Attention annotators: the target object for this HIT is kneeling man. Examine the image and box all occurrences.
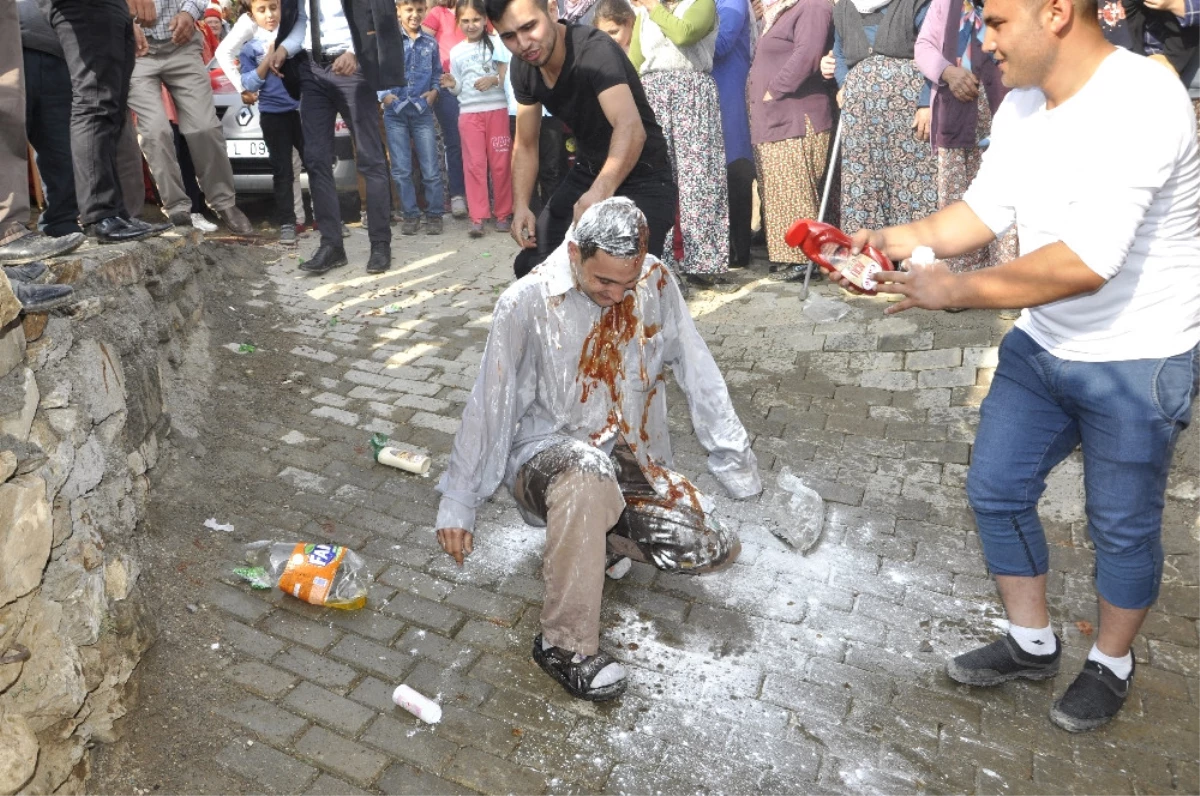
[435,197,761,700]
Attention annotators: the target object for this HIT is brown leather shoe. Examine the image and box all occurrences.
[217,206,254,236]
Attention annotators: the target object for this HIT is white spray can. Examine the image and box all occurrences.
[369,434,431,475]
[392,684,442,723]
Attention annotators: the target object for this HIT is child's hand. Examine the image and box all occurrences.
[241,90,258,105]
[423,89,439,105]
[440,73,456,88]
[473,74,500,91]
[1144,0,1186,15]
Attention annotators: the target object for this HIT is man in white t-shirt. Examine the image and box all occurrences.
[842,0,1200,732]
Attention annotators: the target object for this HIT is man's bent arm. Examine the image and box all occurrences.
[657,264,762,498]
[589,84,648,199]
[511,102,543,213]
[946,242,1105,309]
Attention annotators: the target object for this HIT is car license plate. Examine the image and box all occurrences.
[227,139,269,158]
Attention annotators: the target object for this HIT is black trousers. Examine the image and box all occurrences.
[507,115,571,217]
[44,0,135,224]
[299,57,391,248]
[727,157,755,267]
[260,110,304,227]
[23,48,81,236]
[536,167,678,260]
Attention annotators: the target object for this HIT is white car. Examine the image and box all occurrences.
[209,59,362,220]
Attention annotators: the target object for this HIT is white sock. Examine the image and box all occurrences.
[1088,644,1133,679]
[1008,622,1056,655]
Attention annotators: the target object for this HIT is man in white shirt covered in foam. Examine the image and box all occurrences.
[838,0,1200,733]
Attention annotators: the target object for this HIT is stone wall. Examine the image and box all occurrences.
[0,234,216,795]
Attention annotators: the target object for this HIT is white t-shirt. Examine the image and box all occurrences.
[963,48,1200,362]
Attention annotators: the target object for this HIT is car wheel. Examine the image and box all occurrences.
[338,191,362,223]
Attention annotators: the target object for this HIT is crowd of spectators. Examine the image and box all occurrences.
[1,0,1197,289]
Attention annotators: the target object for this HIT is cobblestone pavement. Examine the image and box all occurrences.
[109,221,1198,794]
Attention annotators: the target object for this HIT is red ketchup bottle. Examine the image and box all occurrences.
[784,219,895,295]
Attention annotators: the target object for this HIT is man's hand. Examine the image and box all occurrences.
[1144,0,1186,15]
[437,528,474,566]
[268,44,289,75]
[820,50,835,80]
[573,183,611,224]
[511,206,537,248]
[940,64,979,102]
[241,90,259,104]
[332,51,358,76]
[872,259,956,314]
[133,23,150,56]
[128,0,157,26]
[913,107,931,142]
[169,11,196,45]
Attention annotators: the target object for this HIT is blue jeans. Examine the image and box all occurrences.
[383,104,443,220]
[966,328,1198,609]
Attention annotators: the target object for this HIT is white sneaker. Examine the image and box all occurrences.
[190,213,218,233]
[450,196,468,219]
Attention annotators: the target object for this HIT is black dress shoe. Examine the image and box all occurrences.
[366,243,391,275]
[13,281,74,313]
[300,244,348,275]
[0,231,85,263]
[86,216,167,243]
[3,262,52,284]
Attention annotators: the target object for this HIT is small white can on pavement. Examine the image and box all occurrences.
[393,684,442,723]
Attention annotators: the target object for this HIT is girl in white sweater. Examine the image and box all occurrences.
[441,0,512,235]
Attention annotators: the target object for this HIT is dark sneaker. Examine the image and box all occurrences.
[3,262,52,284]
[366,243,391,275]
[1050,657,1134,732]
[279,224,297,246]
[300,244,348,275]
[401,217,420,236]
[14,281,74,313]
[425,216,443,235]
[946,633,1061,687]
[532,634,627,702]
[468,221,485,238]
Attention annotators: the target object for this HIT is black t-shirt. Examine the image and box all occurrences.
[511,23,670,181]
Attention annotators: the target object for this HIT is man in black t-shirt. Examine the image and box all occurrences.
[486,0,678,268]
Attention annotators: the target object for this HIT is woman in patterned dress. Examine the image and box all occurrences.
[914,0,1017,272]
[833,0,937,233]
[630,0,730,282]
[747,0,836,271]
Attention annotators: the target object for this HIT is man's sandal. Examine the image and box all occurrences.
[532,634,627,701]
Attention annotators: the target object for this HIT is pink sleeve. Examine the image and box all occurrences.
[914,0,954,84]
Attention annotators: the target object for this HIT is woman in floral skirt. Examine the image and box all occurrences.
[833,0,937,232]
[630,0,730,283]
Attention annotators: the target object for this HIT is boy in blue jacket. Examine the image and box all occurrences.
[379,0,445,235]
[240,0,305,245]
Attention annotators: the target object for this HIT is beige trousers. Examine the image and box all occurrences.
[0,1,30,245]
[514,437,739,655]
[128,37,236,214]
